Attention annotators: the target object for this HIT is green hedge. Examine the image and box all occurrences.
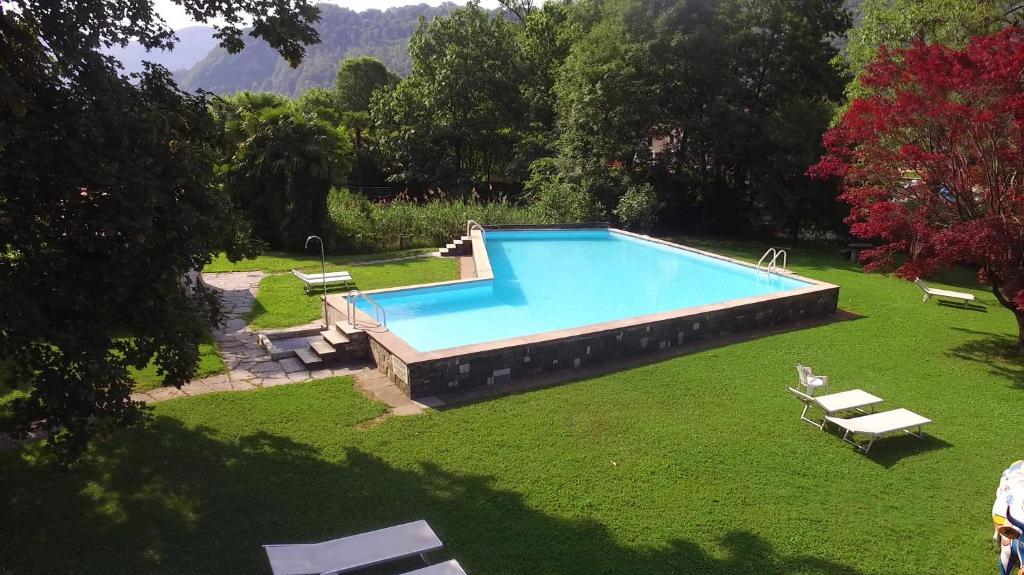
[326,189,542,253]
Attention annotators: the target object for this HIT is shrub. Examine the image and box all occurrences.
[524,158,604,223]
[326,188,540,253]
[614,183,662,232]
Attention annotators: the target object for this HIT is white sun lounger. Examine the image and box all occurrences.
[825,408,932,453]
[914,278,975,304]
[788,387,883,429]
[263,520,443,575]
[402,560,468,575]
[293,269,353,294]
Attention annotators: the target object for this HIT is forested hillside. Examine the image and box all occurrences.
[177,3,456,95]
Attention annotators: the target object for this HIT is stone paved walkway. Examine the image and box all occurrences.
[131,271,367,403]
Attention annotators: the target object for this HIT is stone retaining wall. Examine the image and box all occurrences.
[392,285,838,398]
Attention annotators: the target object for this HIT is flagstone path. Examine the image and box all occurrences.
[130,271,366,403]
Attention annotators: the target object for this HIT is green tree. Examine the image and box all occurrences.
[0,0,319,460]
[554,0,849,235]
[837,0,1022,105]
[219,99,353,250]
[333,57,399,187]
[371,2,527,184]
[296,87,345,126]
[335,56,399,114]
[517,0,599,163]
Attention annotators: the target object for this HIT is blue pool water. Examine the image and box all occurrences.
[357,230,809,352]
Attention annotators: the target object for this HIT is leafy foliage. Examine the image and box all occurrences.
[327,189,541,253]
[553,0,850,235]
[523,157,606,223]
[614,183,663,232]
[371,3,528,184]
[216,95,354,250]
[0,0,318,460]
[811,27,1024,346]
[837,0,1021,104]
[335,56,400,114]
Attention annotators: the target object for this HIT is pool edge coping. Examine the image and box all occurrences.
[329,227,839,366]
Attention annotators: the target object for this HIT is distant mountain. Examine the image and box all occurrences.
[177,3,458,96]
[104,26,219,75]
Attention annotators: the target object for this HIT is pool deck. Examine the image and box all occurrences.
[327,227,840,399]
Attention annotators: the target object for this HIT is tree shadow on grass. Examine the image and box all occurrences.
[946,328,1024,388]
[0,417,867,575]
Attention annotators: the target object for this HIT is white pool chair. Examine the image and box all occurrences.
[787,387,883,429]
[402,560,468,575]
[914,278,975,304]
[825,408,932,453]
[795,364,829,396]
[292,269,353,294]
[263,520,443,575]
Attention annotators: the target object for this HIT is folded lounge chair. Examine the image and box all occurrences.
[293,269,353,294]
[788,387,884,429]
[263,520,443,575]
[825,408,932,453]
[914,278,975,304]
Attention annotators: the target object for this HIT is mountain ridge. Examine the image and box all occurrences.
[177,3,459,96]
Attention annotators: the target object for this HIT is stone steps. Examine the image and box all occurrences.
[321,327,350,347]
[310,339,337,359]
[335,320,364,336]
[295,347,323,367]
[438,235,472,257]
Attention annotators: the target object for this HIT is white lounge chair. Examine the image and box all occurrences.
[825,408,932,453]
[787,387,883,429]
[914,278,975,304]
[403,560,468,575]
[263,520,443,575]
[795,364,829,396]
[293,269,353,294]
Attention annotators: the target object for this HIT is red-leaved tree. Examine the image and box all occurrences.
[810,27,1024,348]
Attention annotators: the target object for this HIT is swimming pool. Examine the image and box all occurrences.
[358,229,810,352]
[334,226,838,399]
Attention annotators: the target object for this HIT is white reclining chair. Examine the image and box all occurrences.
[914,278,975,304]
[825,408,932,453]
[263,520,443,575]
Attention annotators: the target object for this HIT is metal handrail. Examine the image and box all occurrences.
[774,249,787,272]
[757,248,788,274]
[757,248,777,272]
[466,219,485,239]
[346,289,387,329]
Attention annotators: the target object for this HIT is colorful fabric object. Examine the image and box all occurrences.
[994,461,1024,574]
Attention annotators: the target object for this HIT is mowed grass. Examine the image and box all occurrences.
[1,238,1022,574]
[204,249,438,273]
[246,256,459,329]
[129,336,226,392]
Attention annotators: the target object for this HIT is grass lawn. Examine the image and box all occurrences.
[129,335,227,392]
[247,256,459,329]
[204,249,438,273]
[2,237,1022,574]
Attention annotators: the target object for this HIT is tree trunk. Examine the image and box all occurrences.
[991,275,1024,350]
[1016,309,1024,351]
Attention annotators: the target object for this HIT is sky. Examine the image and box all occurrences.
[154,0,506,30]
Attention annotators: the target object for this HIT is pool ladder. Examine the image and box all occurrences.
[757,248,788,274]
[346,289,387,329]
[466,219,485,238]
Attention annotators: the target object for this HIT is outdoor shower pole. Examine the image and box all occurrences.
[305,235,328,328]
